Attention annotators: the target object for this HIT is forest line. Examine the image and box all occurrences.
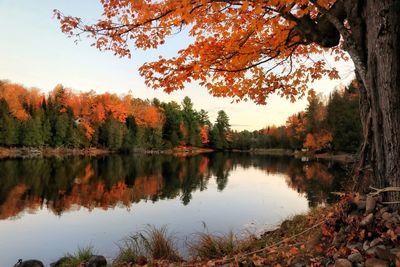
[0,80,361,153]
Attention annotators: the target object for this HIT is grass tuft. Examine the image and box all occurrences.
[188,231,256,260]
[60,246,94,267]
[113,225,181,265]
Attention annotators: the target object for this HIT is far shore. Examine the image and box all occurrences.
[0,146,356,163]
[0,146,215,159]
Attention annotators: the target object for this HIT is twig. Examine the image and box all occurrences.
[368,186,400,196]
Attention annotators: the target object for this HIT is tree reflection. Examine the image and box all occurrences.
[0,153,350,219]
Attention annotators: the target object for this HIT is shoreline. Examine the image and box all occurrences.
[0,147,113,159]
[0,146,356,162]
[249,148,356,163]
[0,146,215,159]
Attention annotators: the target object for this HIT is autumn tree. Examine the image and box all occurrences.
[303,94,332,151]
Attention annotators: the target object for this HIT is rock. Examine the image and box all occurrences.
[366,245,386,257]
[363,240,370,251]
[381,212,392,221]
[384,220,394,229]
[13,260,44,267]
[86,255,107,267]
[365,196,377,214]
[375,247,395,261]
[50,257,69,267]
[370,238,382,247]
[347,242,363,251]
[365,258,388,267]
[334,258,352,267]
[390,248,400,258]
[347,252,363,262]
[360,213,374,226]
[390,213,400,224]
[377,207,389,216]
[357,200,366,210]
[333,252,340,260]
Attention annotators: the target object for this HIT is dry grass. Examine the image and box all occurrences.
[188,230,257,260]
[113,225,181,265]
[59,246,94,267]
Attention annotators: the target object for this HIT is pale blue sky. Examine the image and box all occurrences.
[0,0,355,130]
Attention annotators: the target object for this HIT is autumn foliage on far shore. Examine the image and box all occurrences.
[0,80,222,150]
[0,79,360,152]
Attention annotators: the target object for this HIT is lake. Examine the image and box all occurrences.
[0,153,350,266]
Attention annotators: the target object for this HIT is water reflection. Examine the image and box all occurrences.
[0,153,349,220]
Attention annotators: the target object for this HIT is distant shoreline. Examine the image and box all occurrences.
[0,146,215,159]
[0,146,355,162]
[247,148,356,163]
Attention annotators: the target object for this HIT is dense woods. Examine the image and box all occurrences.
[232,81,362,152]
[0,80,225,151]
[0,80,361,153]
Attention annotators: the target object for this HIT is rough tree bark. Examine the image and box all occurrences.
[342,0,400,205]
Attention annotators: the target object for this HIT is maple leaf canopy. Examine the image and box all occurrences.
[55,0,348,104]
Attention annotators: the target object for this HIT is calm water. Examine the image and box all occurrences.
[0,153,349,266]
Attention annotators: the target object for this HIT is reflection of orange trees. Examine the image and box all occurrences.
[52,174,164,213]
[303,163,333,184]
[51,180,132,214]
[131,175,164,201]
[257,159,335,204]
[285,162,335,205]
[0,184,41,220]
[284,163,333,190]
[198,157,209,175]
[0,173,166,219]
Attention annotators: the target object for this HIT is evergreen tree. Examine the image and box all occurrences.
[325,86,362,152]
[53,112,69,146]
[162,101,182,147]
[181,97,200,146]
[0,100,19,146]
[215,110,230,149]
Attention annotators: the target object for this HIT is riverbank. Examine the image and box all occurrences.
[19,193,399,266]
[250,148,356,163]
[0,147,113,159]
[0,146,215,159]
[0,146,356,164]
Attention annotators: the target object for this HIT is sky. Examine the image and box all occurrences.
[0,0,355,131]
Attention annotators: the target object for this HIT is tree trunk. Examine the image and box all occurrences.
[346,0,400,206]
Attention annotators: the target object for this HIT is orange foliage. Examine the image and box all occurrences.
[0,83,31,120]
[199,125,209,144]
[285,112,307,141]
[303,130,333,151]
[55,0,345,105]
[0,81,165,138]
[131,99,164,128]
